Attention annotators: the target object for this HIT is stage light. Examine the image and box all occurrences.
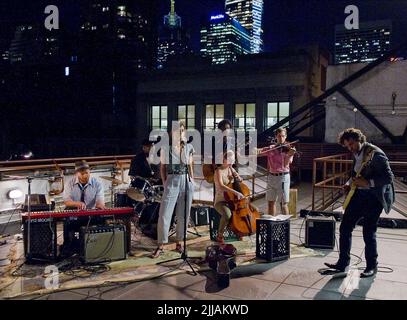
[23,151,33,159]
[8,189,23,200]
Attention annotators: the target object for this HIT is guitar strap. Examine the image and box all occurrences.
[356,146,375,178]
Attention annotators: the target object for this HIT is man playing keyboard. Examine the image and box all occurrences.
[63,160,105,210]
[62,160,105,256]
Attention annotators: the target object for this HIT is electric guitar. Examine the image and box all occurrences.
[342,149,375,210]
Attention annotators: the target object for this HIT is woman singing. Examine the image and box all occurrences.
[151,122,195,258]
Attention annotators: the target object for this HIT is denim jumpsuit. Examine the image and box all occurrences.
[157,144,195,244]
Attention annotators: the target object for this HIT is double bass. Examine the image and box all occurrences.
[224,177,260,237]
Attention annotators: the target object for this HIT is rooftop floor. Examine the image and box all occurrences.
[2,182,407,300]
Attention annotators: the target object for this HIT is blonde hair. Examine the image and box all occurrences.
[275,127,287,136]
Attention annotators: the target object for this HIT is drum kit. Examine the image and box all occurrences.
[100,175,165,239]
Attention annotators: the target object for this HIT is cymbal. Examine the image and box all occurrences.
[126,188,145,202]
[100,176,124,185]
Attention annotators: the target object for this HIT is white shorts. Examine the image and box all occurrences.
[266,173,290,203]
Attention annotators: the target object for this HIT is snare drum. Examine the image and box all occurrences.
[127,177,152,202]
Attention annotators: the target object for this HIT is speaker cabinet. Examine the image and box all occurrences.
[305,216,335,249]
[191,205,210,226]
[23,219,58,263]
[80,225,126,264]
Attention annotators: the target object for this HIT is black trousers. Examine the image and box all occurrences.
[338,189,383,269]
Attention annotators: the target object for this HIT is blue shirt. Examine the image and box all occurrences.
[63,176,104,209]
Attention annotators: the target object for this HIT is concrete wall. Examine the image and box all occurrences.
[325,60,407,143]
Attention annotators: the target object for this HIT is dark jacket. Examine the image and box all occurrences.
[129,152,154,178]
[352,143,395,214]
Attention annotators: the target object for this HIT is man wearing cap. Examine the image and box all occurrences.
[62,160,105,255]
[63,160,105,210]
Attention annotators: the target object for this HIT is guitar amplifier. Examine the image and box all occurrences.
[80,225,127,264]
[190,205,210,226]
[23,218,58,263]
[305,216,336,249]
[23,194,55,212]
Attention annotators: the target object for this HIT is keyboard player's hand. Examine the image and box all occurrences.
[76,202,86,210]
[96,204,106,210]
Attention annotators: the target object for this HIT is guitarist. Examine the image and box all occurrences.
[325,128,395,277]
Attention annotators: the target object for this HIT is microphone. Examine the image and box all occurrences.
[181,136,193,146]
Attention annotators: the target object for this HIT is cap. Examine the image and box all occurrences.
[75,160,90,172]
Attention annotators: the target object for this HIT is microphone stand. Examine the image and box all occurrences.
[157,142,197,275]
[26,176,33,261]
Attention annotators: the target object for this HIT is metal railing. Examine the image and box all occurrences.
[312,153,407,211]
[0,155,272,213]
[312,153,351,211]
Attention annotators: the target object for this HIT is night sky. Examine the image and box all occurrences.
[1,0,407,54]
[168,0,407,53]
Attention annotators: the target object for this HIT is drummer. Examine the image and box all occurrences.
[129,138,156,180]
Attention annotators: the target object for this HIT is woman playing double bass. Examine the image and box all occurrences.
[214,151,259,243]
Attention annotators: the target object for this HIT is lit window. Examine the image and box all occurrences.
[266,102,290,129]
[118,6,126,16]
[205,104,224,130]
[151,105,168,130]
[178,105,195,128]
[235,103,256,131]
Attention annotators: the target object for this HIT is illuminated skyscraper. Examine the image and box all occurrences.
[8,24,60,65]
[225,0,263,53]
[80,0,157,70]
[200,13,251,65]
[163,0,181,28]
[335,20,392,64]
[157,0,191,69]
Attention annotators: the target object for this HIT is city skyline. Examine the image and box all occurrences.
[2,1,407,56]
[335,19,392,64]
[158,0,407,55]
